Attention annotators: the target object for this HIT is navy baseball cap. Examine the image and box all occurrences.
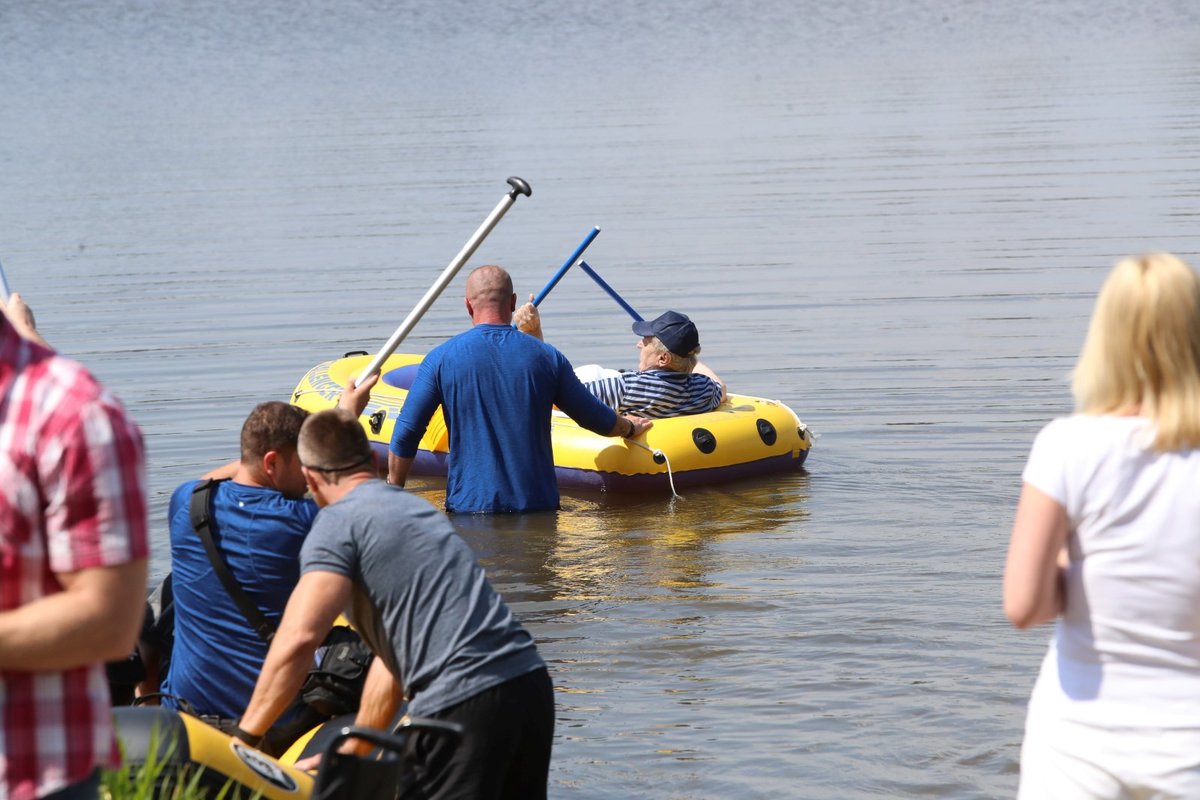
[632,310,700,356]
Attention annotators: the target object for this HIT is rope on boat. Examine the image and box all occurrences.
[625,438,682,499]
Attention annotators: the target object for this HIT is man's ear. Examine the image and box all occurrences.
[261,450,279,478]
[465,298,474,318]
[509,293,517,312]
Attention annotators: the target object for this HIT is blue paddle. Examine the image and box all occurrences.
[578,261,643,322]
[0,258,11,303]
[525,229,641,321]
[529,226,602,308]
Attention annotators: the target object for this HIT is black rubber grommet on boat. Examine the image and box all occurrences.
[756,419,777,446]
[344,350,369,357]
[692,428,717,454]
[653,451,667,465]
[368,409,387,434]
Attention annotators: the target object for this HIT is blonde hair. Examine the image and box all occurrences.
[1071,253,1200,451]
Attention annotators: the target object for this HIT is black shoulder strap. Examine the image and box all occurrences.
[190,478,276,643]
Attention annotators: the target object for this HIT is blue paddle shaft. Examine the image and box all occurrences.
[0,259,10,302]
[578,261,643,322]
[531,226,601,307]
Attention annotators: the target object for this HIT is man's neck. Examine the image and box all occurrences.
[472,313,510,326]
[232,463,271,490]
[470,302,512,326]
[323,471,375,504]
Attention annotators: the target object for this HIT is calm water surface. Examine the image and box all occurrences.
[4,2,1200,796]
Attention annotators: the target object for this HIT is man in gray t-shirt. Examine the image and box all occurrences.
[237,406,554,799]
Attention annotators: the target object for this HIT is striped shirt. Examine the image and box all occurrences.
[583,369,723,419]
[0,318,148,800]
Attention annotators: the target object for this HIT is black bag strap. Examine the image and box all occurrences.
[190,478,276,643]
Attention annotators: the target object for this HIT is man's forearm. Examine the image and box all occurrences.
[238,628,321,738]
[202,459,241,480]
[693,360,727,401]
[2,293,50,349]
[387,452,414,487]
[0,560,147,670]
[338,371,378,417]
[607,414,652,438]
[342,657,404,756]
[239,570,350,739]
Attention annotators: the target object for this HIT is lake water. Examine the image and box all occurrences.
[4,1,1200,796]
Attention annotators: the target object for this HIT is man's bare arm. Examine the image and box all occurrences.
[294,656,403,769]
[0,560,148,669]
[388,452,414,487]
[238,571,351,739]
[693,360,727,403]
[0,292,50,349]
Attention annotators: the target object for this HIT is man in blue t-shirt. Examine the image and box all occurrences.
[514,304,727,418]
[387,265,652,513]
[161,380,374,754]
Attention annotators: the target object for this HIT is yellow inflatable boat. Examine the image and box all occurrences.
[291,353,811,492]
[112,706,461,799]
[112,706,315,798]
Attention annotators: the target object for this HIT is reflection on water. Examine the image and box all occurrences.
[449,475,814,795]
[449,472,811,606]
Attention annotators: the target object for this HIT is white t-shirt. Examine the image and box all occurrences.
[1023,414,1200,729]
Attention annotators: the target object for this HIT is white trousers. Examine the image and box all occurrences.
[1019,708,1200,799]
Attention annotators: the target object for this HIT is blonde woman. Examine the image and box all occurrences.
[1005,253,1200,798]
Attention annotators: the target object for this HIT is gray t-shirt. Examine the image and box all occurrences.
[300,480,545,716]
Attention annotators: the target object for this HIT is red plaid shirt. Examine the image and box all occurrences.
[0,318,148,800]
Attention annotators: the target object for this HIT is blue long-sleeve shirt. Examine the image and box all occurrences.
[390,324,617,512]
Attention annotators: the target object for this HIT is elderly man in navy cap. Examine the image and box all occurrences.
[515,305,726,418]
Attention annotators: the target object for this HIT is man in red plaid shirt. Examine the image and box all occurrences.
[0,293,149,800]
